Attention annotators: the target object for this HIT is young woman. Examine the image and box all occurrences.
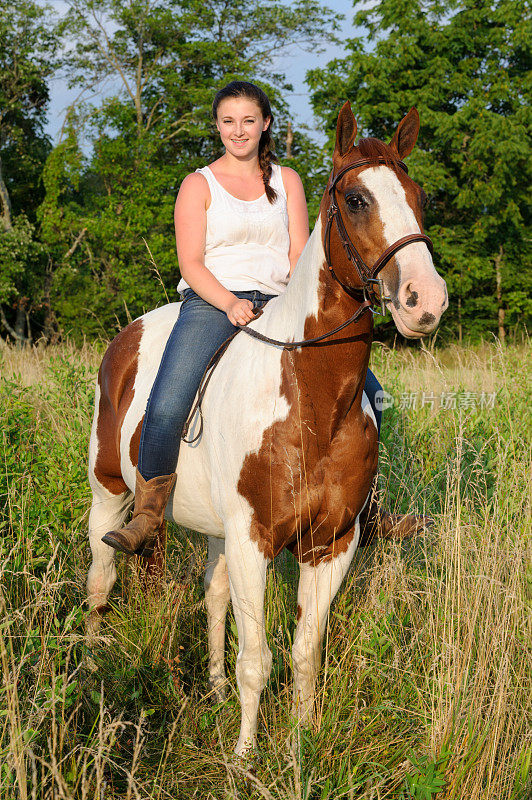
[102,81,386,557]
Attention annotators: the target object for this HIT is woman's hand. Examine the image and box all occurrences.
[225,297,256,326]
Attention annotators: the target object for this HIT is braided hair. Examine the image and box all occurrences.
[212,81,279,205]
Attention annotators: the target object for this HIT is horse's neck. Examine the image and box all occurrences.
[261,216,373,432]
[261,217,325,341]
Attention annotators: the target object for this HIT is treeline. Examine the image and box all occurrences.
[0,0,530,345]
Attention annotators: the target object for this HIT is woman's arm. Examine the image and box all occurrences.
[174,173,256,325]
[281,166,310,275]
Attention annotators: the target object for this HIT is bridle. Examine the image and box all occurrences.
[324,156,434,314]
[182,155,435,443]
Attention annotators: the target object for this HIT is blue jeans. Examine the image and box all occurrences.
[138,289,382,480]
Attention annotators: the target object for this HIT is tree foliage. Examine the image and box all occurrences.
[1,0,529,344]
[0,0,58,341]
[38,0,337,339]
[308,0,531,341]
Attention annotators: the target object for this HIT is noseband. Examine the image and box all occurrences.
[324,156,434,314]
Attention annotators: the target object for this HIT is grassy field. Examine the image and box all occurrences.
[0,338,530,799]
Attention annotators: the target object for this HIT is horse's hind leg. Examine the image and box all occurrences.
[86,485,131,638]
[204,536,231,702]
[292,527,360,725]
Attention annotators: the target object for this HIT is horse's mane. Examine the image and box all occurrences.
[356,137,401,170]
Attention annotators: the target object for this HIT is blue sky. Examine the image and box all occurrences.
[43,0,355,145]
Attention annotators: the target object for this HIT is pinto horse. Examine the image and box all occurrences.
[86,103,448,756]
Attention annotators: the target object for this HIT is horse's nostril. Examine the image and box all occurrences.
[405,290,419,308]
[418,312,436,327]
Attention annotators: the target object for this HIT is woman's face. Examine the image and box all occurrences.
[215,97,270,159]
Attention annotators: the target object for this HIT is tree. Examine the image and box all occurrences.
[307,0,532,342]
[0,0,58,342]
[39,0,339,339]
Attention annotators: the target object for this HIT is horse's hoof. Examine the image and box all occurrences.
[233,748,260,776]
[381,513,434,540]
[208,677,229,705]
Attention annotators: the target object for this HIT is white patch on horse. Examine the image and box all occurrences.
[202,215,326,520]
[88,382,102,490]
[359,167,433,273]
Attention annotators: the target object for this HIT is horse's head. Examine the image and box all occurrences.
[322,102,448,338]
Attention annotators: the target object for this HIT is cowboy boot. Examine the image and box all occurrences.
[101,469,176,557]
[358,476,433,548]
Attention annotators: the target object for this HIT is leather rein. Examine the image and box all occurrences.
[182,156,434,443]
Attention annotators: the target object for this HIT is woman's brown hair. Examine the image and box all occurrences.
[212,81,279,205]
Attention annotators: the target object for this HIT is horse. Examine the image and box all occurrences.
[86,102,448,756]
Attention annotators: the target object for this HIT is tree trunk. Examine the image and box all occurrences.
[14,304,26,340]
[494,245,505,343]
[43,258,61,343]
[0,302,31,345]
[14,299,32,346]
[286,120,293,159]
[0,153,13,232]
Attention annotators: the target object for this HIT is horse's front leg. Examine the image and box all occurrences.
[292,525,360,724]
[204,536,231,702]
[224,521,272,757]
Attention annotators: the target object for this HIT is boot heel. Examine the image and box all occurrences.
[102,469,176,558]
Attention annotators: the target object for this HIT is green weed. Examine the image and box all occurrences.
[0,339,530,799]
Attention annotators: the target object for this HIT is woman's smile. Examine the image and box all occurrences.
[215,96,270,156]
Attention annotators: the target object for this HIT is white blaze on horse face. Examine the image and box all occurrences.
[359,167,447,337]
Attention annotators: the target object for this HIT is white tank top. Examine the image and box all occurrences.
[177,163,290,296]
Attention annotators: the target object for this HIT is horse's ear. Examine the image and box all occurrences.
[389,108,420,159]
[334,101,358,162]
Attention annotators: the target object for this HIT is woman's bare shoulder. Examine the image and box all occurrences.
[280,166,306,202]
[280,165,304,189]
[176,171,210,207]
[179,171,209,192]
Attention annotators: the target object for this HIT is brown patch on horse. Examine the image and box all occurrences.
[296,604,302,622]
[237,253,378,565]
[94,318,143,494]
[239,133,427,566]
[129,416,144,467]
[236,136,430,564]
[358,137,402,170]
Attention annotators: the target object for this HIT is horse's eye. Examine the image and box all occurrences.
[345,193,367,212]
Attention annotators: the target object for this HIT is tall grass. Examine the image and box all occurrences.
[0,337,530,799]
